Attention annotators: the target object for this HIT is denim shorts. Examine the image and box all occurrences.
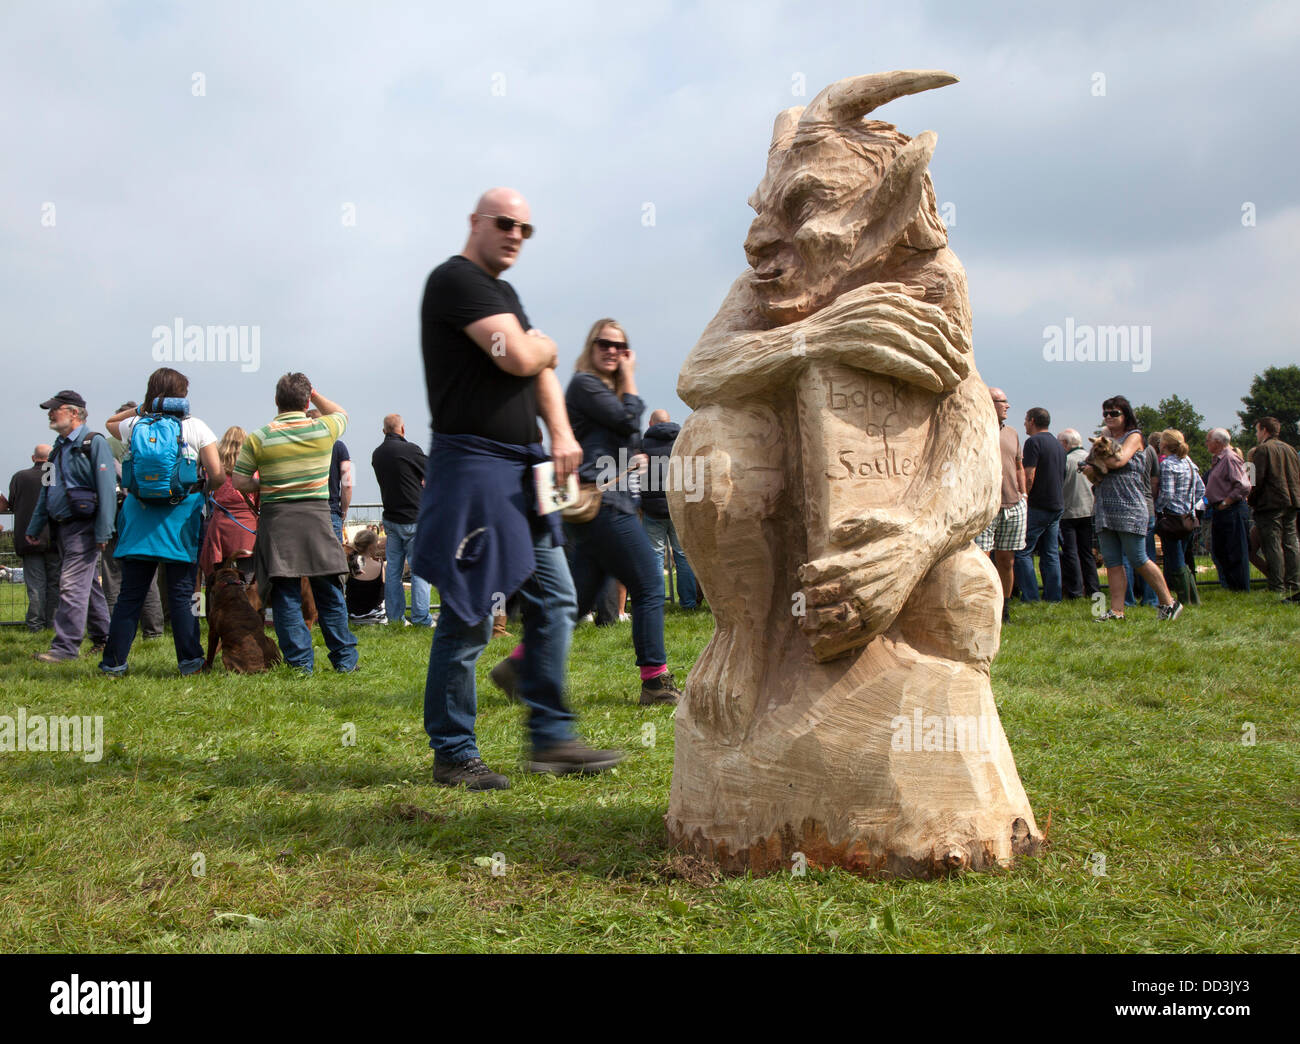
[1097,527,1149,569]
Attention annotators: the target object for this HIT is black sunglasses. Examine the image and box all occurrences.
[478,213,534,239]
[1103,410,1123,418]
[594,338,628,351]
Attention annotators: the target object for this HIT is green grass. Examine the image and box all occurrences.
[1,586,1298,953]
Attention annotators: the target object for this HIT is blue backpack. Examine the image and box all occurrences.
[122,399,202,504]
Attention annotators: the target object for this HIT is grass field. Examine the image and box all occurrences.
[1,580,1298,953]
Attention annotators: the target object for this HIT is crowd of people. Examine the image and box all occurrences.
[977,387,1300,622]
[5,184,1298,792]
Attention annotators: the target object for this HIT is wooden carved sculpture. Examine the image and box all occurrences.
[666,71,1042,877]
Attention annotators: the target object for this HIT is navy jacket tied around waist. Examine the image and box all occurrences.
[411,433,562,624]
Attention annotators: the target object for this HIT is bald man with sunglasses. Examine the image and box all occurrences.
[413,187,622,790]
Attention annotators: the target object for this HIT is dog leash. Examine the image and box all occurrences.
[209,497,258,535]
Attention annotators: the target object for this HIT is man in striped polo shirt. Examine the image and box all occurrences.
[233,372,358,673]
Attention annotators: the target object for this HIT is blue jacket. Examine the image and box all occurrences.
[115,492,206,563]
[27,426,118,545]
[411,433,562,623]
[565,372,645,515]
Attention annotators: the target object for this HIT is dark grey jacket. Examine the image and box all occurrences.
[565,373,644,515]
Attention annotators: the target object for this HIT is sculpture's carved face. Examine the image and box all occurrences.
[744,134,883,324]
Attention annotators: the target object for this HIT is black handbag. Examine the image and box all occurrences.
[1156,510,1197,539]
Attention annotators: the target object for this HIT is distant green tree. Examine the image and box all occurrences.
[1238,366,1300,450]
[1134,394,1210,473]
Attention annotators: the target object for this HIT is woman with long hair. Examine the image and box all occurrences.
[199,426,258,584]
[1154,429,1202,607]
[563,319,681,702]
[101,367,223,674]
[1083,395,1182,621]
[345,527,387,624]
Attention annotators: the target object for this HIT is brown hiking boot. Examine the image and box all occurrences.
[639,671,682,706]
[433,756,511,791]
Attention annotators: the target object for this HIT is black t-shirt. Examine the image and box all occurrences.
[1023,430,1066,513]
[328,441,350,515]
[372,433,426,524]
[8,465,50,554]
[420,255,540,445]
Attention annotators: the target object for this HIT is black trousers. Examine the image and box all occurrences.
[1060,516,1101,599]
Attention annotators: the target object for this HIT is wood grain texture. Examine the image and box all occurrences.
[666,71,1041,878]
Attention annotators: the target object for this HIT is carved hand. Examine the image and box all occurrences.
[801,284,971,392]
[679,277,969,405]
[796,526,934,661]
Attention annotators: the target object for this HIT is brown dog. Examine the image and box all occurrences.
[1080,435,1121,482]
[205,566,283,673]
[245,576,318,630]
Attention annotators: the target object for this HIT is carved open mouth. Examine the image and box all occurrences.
[753,266,784,282]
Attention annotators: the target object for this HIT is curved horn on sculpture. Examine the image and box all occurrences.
[799,70,958,127]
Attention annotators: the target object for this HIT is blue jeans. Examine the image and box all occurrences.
[566,505,666,668]
[271,575,357,672]
[424,530,577,761]
[384,518,432,625]
[1098,528,1150,569]
[1210,501,1251,590]
[642,514,699,608]
[1014,506,1062,602]
[1127,516,1159,606]
[1161,527,1186,583]
[101,558,203,675]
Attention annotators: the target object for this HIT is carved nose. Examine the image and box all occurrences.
[744,218,781,264]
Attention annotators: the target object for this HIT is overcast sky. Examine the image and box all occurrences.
[3,0,1297,505]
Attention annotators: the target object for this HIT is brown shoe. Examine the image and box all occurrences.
[639,671,682,706]
[34,651,73,664]
[528,740,623,775]
[433,756,511,791]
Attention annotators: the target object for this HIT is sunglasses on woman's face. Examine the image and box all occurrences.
[1103,410,1123,418]
[478,213,534,239]
[594,338,628,352]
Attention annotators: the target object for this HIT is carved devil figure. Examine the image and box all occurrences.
[667,71,1041,877]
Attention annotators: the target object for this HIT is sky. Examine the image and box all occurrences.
[3,0,1298,506]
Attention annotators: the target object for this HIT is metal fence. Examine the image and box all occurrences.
[0,519,28,626]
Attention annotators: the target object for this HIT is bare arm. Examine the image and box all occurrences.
[310,390,345,416]
[232,471,259,493]
[1106,431,1145,468]
[536,369,581,483]
[200,443,225,492]
[105,405,138,440]
[338,459,353,518]
[1023,465,1036,493]
[1016,457,1027,498]
[464,313,557,377]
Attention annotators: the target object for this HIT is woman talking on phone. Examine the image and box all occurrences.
[561,320,682,704]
